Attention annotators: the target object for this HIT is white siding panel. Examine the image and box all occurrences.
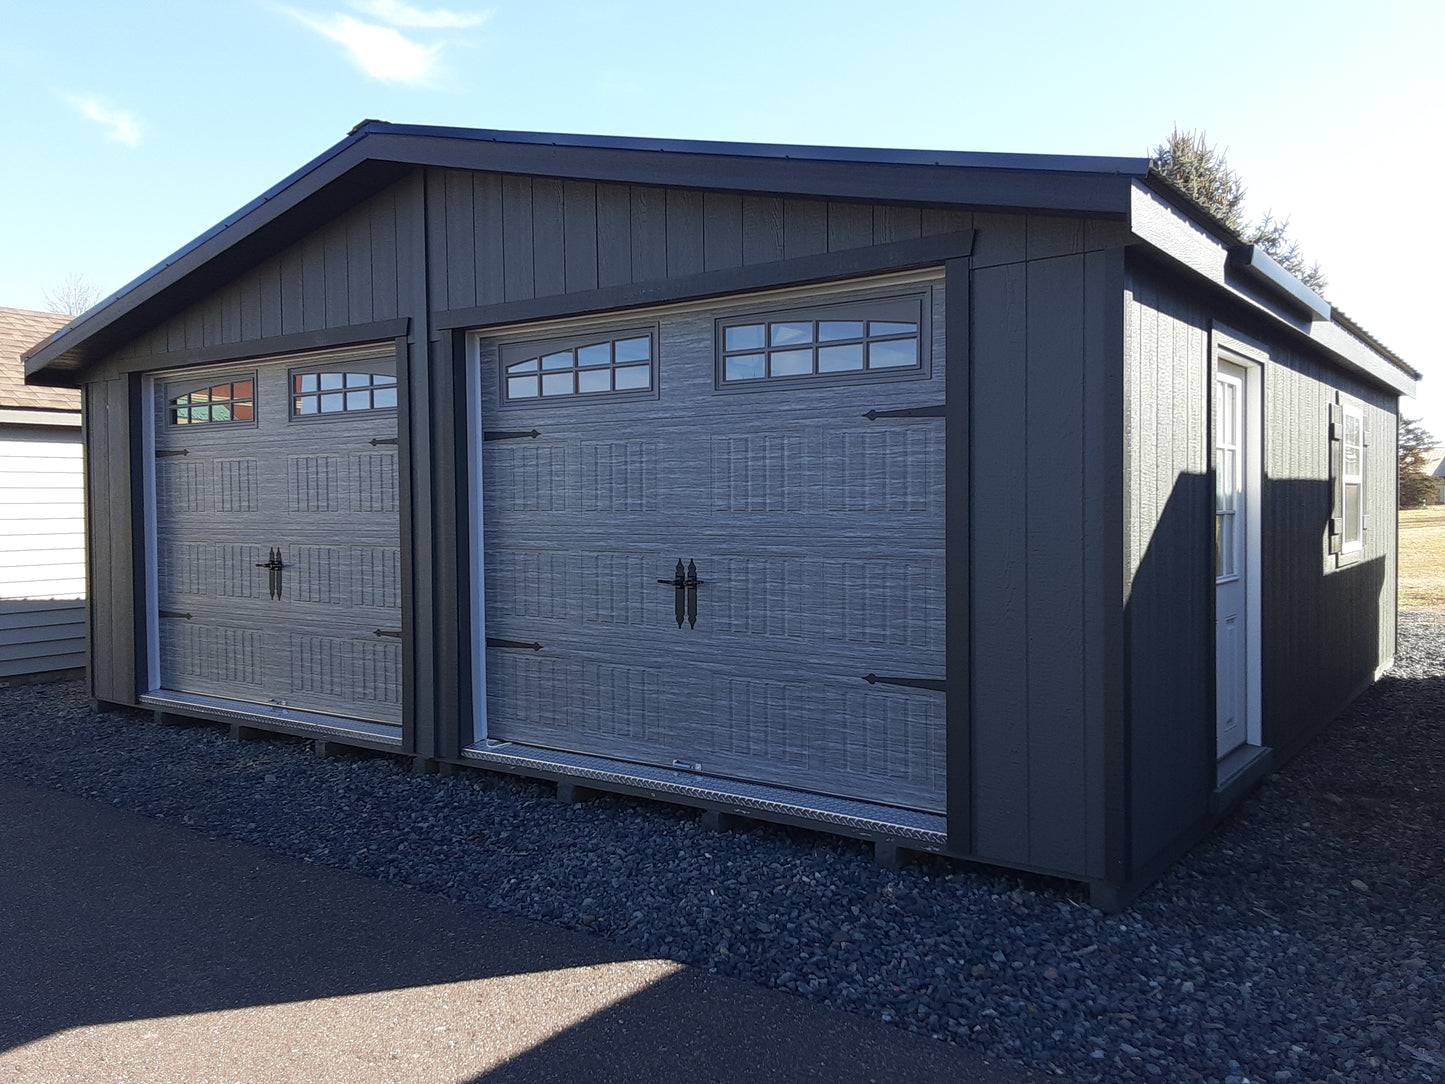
[0,429,86,602]
[0,427,85,676]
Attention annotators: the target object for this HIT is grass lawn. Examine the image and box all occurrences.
[1399,506,1445,611]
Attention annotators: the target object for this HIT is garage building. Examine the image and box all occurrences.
[25,123,1417,906]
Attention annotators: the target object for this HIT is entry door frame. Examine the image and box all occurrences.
[1211,327,1264,758]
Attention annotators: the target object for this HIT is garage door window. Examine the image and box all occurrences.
[718,295,924,386]
[292,371,398,416]
[501,328,656,403]
[290,359,398,418]
[167,377,256,426]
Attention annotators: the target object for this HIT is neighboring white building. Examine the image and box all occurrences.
[0,306,84,681]
[1423,447,1445,505]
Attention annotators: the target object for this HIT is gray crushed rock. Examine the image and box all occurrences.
[2,613,1441,1083]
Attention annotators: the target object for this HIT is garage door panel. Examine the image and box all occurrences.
[479,274,947,810]
[487,650,664,747]
[700,676,945,810]
[152,351,402,727]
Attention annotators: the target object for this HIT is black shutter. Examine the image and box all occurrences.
[1327,400,1344,555]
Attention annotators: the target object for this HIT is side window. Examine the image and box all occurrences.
[500,328,656,404]
[717,294,926,388]
[167,377,255,426]
[1329,398,1366,560]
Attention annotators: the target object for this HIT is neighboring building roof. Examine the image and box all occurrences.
[1422,448,1445,480]
[20,123,1417,398]
[0,307,79,412]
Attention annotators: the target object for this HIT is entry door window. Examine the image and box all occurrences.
[1214,371,1243,581]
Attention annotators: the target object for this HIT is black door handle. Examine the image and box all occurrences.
[254,548,285,600]
[658,559,704,629]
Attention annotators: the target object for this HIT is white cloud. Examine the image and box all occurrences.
[286,10,443,84]
[65,94,143,147]
[350,0,491,28]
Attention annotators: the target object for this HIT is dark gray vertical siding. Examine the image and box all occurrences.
[1023,255,1088,873]
[109,185,411,368]
[83,375,137,705]
[1261,348,1397,763]
[970,261,1030,862]
[1122,270,1214,872]
[969,232,1125,881]
[473,173,505,307]
[427,174,985,310]
[563,181,599,292]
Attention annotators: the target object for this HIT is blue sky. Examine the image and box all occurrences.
[3,0,1442,432]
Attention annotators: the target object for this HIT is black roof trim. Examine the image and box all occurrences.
[1331,307,1420,379]
[351,120,1153,177]
[1228,244,1332,323]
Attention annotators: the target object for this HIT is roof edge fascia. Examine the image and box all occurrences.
[1127,181,1417,397]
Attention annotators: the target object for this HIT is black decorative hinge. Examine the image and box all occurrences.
[156,449,189,458]
[658,559,705,629]
[158,610,192,619]
[373,628,402,639]
[369,437,398,446]
[862,674,946,692]
[486,637,543,651]
[255,548,285,600]
[483,429,542,442]
[861,405,945,421]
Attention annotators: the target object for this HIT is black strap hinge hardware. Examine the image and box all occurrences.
[156,449,189,458]
[862,405,945,421]
[483,429,542,442]
[158,610,192,619]
[373,628,402,639]
[369,437,398,446]
[486,637,543,651]
[862,674,946,692]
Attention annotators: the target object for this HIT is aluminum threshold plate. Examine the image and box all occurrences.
[140,692,404,747]
[462,741,948,844]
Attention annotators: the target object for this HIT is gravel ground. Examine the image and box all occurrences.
[2,615,1442,1084]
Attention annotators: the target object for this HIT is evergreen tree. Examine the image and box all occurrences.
[1399,418,1438,510]
[1151,128,1326,294]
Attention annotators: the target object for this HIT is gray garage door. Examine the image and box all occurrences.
[152,348,402,726]
[478,275,947,811]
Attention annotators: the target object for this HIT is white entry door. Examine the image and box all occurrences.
[1214,361,1249,758]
